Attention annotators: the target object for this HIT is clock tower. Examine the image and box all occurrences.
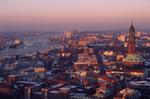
[123,22,144,69]
[127,22,136,54]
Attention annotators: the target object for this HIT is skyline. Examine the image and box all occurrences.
[0,0,150,32]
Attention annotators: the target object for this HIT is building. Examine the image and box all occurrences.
[114,88,141,99]
[123,22,144,69]
[64,32,73,39]
[118,34,126,42]
[129,79,150,98]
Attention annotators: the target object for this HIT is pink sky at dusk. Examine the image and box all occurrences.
[0,0,150,32]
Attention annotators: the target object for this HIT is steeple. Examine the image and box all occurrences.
[129,21,135,34]
[127,21,136,54]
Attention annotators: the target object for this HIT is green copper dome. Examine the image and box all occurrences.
[124,54,144,63]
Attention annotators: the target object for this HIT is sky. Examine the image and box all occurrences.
[0,0,150,32]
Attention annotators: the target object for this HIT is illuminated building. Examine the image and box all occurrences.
[114,88,141,99]
[118,34,126,42]
[135,31,142,38]
[78,40,87,46]
[103,51,114,56]
[123,22,144,69]
[9,39,24,49]
[64,32,73,39]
